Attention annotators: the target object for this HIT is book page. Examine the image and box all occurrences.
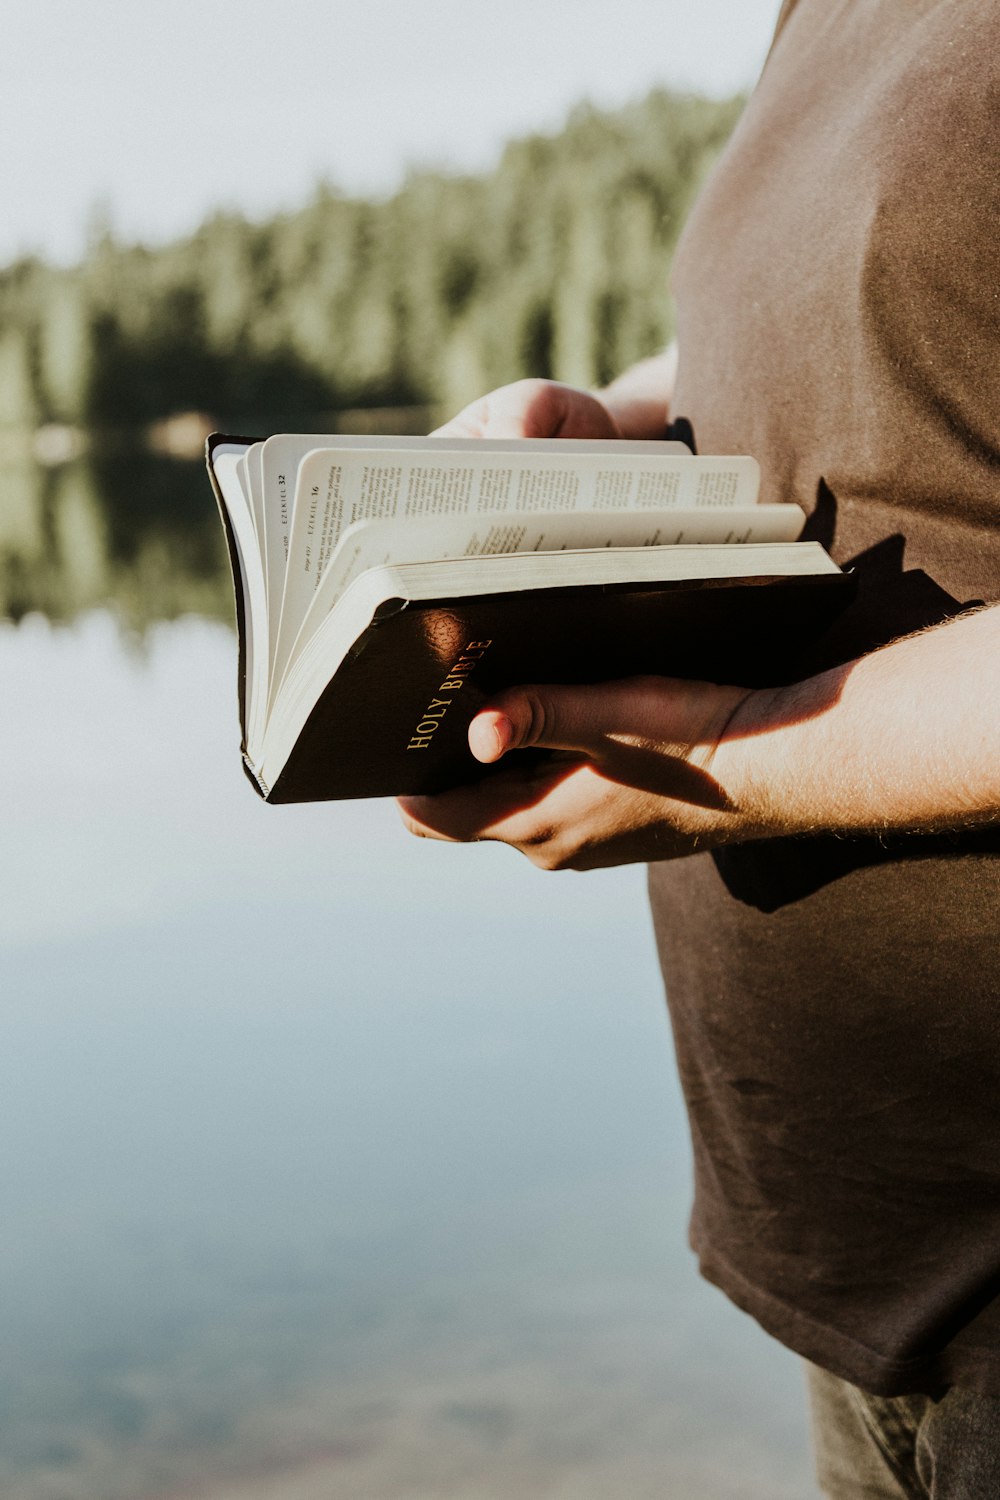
[260,432,691,644]
[260,435,686,588]
[269,447,760,700]
[238,439,289,662]
[260,431,692,502]
[325,502,803,596]
[212,447,270,753]
[238,446,265,547]
[279,502,803,700]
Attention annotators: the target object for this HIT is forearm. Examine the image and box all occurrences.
[597,345,678,439]
[723,604,1000,839]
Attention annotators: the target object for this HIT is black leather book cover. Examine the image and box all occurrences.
[266,571,852,802]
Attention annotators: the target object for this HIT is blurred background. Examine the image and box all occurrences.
[0,3,818,1495]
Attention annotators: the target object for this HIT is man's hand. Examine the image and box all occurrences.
[397,604,1000,870]
[397,676,756,871]
[432,378,624,442]
[432,351,677,443]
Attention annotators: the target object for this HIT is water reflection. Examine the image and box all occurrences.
[0,449,815,1498]
[0,407,438,631]
[0,448,229,630]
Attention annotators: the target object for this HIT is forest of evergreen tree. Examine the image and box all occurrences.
[0,89,741,433]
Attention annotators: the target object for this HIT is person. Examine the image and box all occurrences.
[398,1,1000,1495]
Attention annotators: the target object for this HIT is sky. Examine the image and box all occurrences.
[2,0,781,266]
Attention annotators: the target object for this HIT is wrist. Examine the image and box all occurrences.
[595,347,678,440]
[709,684,793,842]
[598,393,670,440]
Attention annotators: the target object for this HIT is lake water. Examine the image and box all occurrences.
[0,449,816,1497]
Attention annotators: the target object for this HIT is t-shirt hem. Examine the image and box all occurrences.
[693,1232,1000,1400]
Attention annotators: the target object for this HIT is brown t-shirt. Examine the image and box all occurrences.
[650,0,1000,1397]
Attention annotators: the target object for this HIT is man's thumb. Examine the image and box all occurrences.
[468,685,607,764]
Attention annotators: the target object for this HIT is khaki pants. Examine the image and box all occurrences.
[806,1361,1000,1499]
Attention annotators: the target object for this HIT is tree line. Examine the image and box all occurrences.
[0,89,742,434]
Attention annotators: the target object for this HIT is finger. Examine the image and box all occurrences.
[431,383,545,440]
[430,398,491,439]
[432,381,621,442]
[396,759,578,844]
[468,678,746,811]
[401,763,664,871]
[468,681,651,762]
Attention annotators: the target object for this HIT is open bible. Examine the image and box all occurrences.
[207,431,850,802]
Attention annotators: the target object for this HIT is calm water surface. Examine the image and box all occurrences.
[0,450,815,1497]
